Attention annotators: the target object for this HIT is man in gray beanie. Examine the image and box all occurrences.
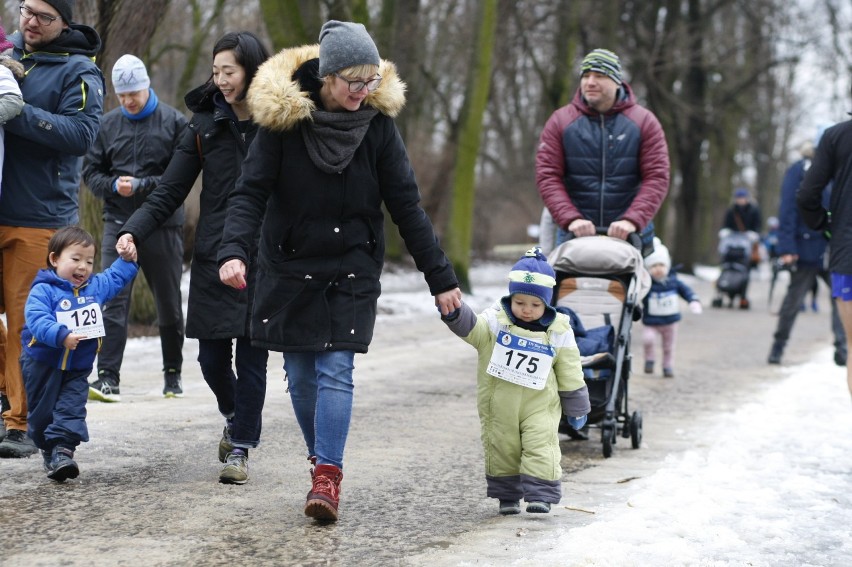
[318,20,380,77]
[82,53,187,402]
[111,53,150,94]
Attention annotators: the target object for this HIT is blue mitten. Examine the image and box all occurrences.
[567,415,587,430]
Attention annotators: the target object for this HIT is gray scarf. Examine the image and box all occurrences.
[301,108,379,174]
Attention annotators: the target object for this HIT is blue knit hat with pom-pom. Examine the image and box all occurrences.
[508,247,556,304]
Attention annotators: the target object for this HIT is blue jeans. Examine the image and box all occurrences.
[197,338,268,448]
[283,350,355,469]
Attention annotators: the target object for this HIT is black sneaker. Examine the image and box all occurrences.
[163,369,183,398]
[768,342,783,365]
[834,349,847,367]
[526,501,551,514]
[0,393,9,441]
[0,428,39,458]
[499,500,521,515]
[88,372,120,402]
[46,446,79,482]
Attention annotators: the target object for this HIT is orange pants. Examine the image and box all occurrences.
[0,226,55,431]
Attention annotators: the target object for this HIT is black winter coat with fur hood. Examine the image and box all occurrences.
[218,45,458,353]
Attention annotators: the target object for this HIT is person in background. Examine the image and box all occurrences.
[641,238,702,378]
[723,187,762,236]
[83,54,187,401]
[22,226,137,482]
[797,83,852,400]
[763,216,779,264]
[116,32,272,485]
[0,16,23,443]
[440,248,589,515]
[721,187,762,309]
[768,140,845,366]
[0,0,103,458]
[536,48,669,250]
[217,21,461,521]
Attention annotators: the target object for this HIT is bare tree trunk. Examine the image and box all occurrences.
[79,0,177,325]
[444,0,498,292]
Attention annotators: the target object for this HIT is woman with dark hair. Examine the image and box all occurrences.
[116,31,271,485]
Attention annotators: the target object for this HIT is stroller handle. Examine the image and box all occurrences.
[565,226,644,251]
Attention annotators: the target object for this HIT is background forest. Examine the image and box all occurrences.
[3,0,851,311]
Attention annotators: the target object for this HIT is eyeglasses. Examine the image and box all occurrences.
[334,73,382,93]
[20,4,59,26]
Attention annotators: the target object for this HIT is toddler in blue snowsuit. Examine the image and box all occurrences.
[22,226,138,482]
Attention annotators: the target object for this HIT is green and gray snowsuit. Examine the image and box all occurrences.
[443,298,589,503]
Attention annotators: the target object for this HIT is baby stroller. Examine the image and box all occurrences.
[548,230,652,458]
[712,229,757,309]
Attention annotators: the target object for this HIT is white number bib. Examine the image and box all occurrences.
[56,303,105,339]
[647,293,679,317]
[486,330,555,390]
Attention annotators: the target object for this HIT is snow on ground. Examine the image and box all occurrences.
[502,348,852,567]
[377,261,851,567]
[164,260,849,566]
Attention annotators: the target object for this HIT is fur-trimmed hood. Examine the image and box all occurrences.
[248,44,406,132]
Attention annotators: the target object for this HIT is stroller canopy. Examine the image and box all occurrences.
[548,236,652,300]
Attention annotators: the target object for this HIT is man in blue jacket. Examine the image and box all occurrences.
[0,0,103,458]
[768,140,845,366]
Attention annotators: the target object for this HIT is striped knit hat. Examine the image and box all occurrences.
[508,247,556,304]
[580,48,623,86]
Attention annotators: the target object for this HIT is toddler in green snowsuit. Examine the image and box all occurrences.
[441,247,590,514]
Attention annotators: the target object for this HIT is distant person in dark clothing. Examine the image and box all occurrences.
[798,85,852,400]
[768,141,845,366]
[723,187,762,235]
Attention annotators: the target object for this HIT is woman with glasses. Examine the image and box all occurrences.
[217,20,461,522]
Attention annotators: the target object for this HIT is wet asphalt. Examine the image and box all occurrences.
[0,271,837,566]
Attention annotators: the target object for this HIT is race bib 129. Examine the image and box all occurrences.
[56,302,105,339]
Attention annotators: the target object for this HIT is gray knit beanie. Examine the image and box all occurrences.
[318,20,380,77]
[112,54,150,94]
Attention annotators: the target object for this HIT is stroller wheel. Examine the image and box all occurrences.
[602,422,616,458]
[630,411,643,449]
[711,298,723,308]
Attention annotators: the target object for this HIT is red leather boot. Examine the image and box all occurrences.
[305,464,343,521]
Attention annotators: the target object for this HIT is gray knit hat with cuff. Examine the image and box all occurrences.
[318,20,380,77]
